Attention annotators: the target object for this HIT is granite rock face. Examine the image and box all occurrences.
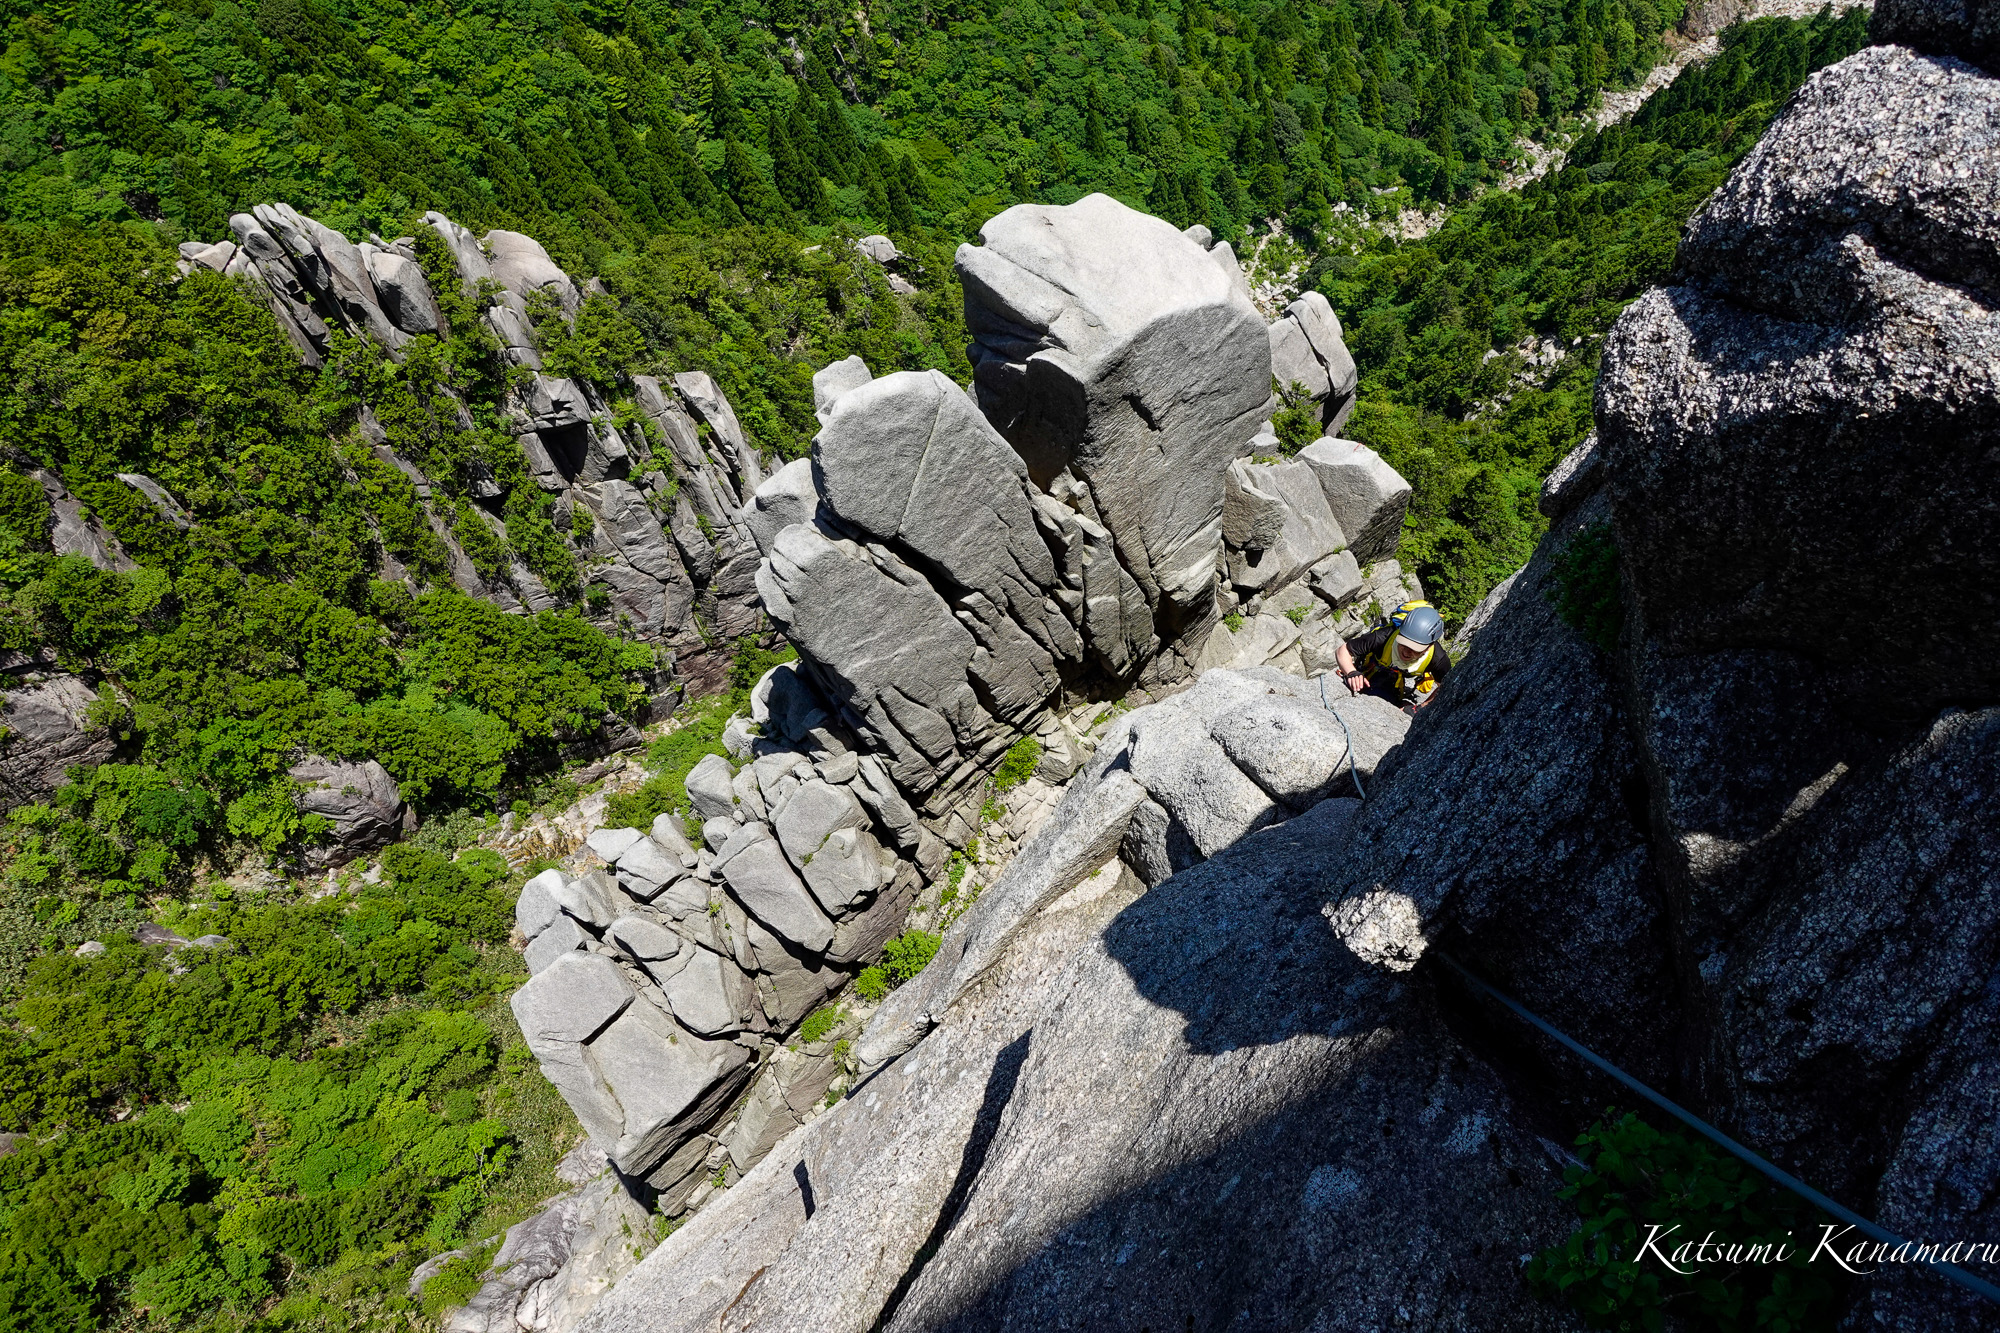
[1221,456,1348,594]
[1267,290,1360,434]
[0,674,117,804]
[755,195,1411,813]
[576,667,1570,1333]
[180,203,769,684]
[1318,492,1679,1088]
[511,696,936,1198]
[1297,436,1414,566]
[960,193,1273,621]
[287,756,405,867]
[1598,45,2000,715]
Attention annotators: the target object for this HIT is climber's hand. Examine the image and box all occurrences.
[1343,671,1368,695]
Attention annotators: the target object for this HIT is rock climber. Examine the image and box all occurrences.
[1335,600,1452,711]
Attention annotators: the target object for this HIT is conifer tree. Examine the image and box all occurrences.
[1085,84,1109,157]
[768,108,829,219]
[724,137,793,225]
[707,64,743,139]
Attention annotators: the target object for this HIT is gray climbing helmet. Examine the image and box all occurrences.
[1390,601,1443,647]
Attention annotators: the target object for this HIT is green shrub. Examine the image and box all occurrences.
[1549,521,1623,654]
[993,737,1043,793]
[419,1251,489,1318]
[796,1004,845,1045]
[853,930,941,1003]
[603,695,736,832]
[1528,1111,1835,1331]
[1270,381,1322,455]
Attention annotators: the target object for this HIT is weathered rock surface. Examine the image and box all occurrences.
[815,369,1075,722]
[0,674,116,804]
[1267,290,1359,433]
[1874,0,1999,71]
[759,525,995,802]
[580,683,1579,1333]
[288,755,404,867]
[961,193,1273,619]
[1221,456,1348,593]
[440,1144,653,1333]
[1599,45,2000,714]
[882,817,1576,1333]
[1297,436,1414,565]
[1319,493,1678,1086]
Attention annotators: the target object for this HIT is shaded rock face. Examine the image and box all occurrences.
[1874,0,1999,70]
[1319,493,1679,1090]
[1598,45,2000,716]
[960,193,1273,619]
[0,675,117,804]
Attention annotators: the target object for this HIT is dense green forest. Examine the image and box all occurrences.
[0,0,1878,1324]
[5,0,1684,247]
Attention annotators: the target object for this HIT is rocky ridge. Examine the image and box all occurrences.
[0,200,790,825]
[449,192,1422,1331]
[545,14,2000,1333]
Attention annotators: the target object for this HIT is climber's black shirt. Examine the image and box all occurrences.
[1344,625,1453,703]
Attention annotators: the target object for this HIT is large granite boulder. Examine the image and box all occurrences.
[1598,45,2000,716]
[1296,437,1413,566]
[814,369,1078,722]
[288,756,405,866]
[757,524,996,802]
[512,952,751,1179]
[1221,456,1348,593]
[959,193,1273,622]
[0,675,117,804]
[1268,291,1359,434]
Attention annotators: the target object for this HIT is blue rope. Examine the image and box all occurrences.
[1438,953,2000,1307]
[1317,673,1366,802]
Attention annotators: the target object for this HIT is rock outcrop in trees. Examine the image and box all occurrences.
[173,203,768,675]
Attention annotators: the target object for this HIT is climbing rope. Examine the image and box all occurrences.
[1437,953,2000,1308]
[1317,673,1365,802]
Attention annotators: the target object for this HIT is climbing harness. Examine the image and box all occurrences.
[1437,953,2000,1309]
[1317,673,1366,803]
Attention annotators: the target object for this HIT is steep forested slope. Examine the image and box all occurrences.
[5,0,1681,245]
